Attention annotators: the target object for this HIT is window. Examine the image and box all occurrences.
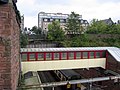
[96,52,100,58]
[38,53,44,60]
[80,20,83,23]
[50,19,53,22]
[102,51,106,57]
[55,19,59,21]
[54,53,59,60]
[48,19,50,22]
[21,53,27,61]
[61,52,67,59]
[84,20,87,24]
[69,52,74,59]
[90,52,94,58]
[76,52,81,59]
[0,0,9,3]
[29,53,35,60]
[60,19,64,23]
[44,19,48,21]
[83,52,88,59]
[64,19,66,23]
[46,53,52,60]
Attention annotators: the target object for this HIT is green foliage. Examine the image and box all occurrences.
[106,24,120,34]
[30,26,42,35]
[87,19,108,34]
[30,26,46,39]
[60,34,120,47]
[65,12,83,35]
[47,21,65,41]
[87,19,120,34]
[17,75,25,90]
[60,34,89,47]
[20,32,28,48]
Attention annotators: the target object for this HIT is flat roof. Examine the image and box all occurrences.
[21,47,120,62]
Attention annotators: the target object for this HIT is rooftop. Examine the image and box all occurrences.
[21,47,120,62]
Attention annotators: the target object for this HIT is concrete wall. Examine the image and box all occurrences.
[22,58,106,74]
[0,3,20,90]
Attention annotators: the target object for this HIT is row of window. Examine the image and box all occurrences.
[21,51,106,61]
[43,18,66,23]
[42,18,88,24]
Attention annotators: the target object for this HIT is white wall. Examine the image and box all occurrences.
[22,58,106,74]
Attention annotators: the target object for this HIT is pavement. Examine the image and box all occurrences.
[24,71,43,90]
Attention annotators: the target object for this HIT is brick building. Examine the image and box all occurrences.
[0,0,20,90]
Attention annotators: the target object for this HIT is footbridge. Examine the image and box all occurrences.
[21,47,120,74]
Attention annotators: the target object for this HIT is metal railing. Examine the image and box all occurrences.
[21,75,120,89]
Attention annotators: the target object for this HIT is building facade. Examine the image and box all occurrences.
[117,20,120,24]
[21,15,24,32]
[38,12,89,34]
[100,18,114,25]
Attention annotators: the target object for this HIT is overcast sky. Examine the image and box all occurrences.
[17,0,120,28]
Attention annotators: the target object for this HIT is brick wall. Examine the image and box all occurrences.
[0,3,20,90]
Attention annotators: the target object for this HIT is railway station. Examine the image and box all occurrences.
[1,0,120,90]
[21,47,120,90]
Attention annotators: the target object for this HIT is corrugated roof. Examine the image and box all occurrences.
[107,47,120,62]
[21,47,112,52]
[21,47,120,62]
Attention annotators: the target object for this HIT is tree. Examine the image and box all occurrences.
[65,12,82,35]
[30,26,45,39]
[47,21,65,41]
[30,26,42,35]
[106,24,120,34]
[87,19,108,34]
[87,19,120,34]
[20,31,28,48]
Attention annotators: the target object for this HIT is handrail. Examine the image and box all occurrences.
[21,75,120,89]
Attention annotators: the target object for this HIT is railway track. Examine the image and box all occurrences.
[38,71,62,90]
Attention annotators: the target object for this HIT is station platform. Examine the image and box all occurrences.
[24,71,43,90]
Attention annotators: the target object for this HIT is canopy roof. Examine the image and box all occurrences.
[21,47,120,62]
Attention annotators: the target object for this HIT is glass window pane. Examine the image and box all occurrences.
[54,53,59,60]
[44,19,48,21]
[90,52,94,59]
[83,52,88,59]
[29,53,35,60]
[102,51,106,57]
[46,53,51,60]
[96,52,100,58]
[55,19,59,21]
[21,53,27,61]
[69,52,74,59]
[62,52,67,60]
[60,19,64,23]
[50,19,53,22]
[76,52,81,59]
[38,53,44,60]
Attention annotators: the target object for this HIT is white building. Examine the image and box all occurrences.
[21,15,24,32]
[38,12,88,34]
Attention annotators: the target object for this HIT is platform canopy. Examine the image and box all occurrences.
[21,47,120,62]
